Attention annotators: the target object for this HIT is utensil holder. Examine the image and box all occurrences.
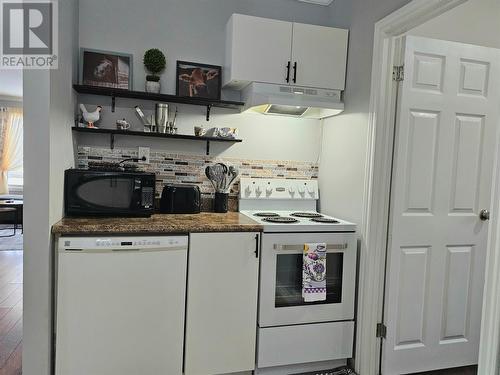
[214,192,229,213]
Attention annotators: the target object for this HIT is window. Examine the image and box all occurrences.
[0,108,23,195]
[8,169,23,191]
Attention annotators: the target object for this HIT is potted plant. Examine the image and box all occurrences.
[143,48,166,93]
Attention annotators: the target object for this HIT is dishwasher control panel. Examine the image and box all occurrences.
[95,239,163,247]
[59,236,188,251]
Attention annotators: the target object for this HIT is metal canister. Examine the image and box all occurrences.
[155,103,169,133]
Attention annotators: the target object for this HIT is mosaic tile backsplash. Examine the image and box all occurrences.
[77,146,319,198]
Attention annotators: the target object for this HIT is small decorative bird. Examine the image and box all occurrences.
[80,104,102,128]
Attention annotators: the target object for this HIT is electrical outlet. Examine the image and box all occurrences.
[138,147,150,164]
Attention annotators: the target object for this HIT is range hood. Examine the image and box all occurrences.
[241,82,344,119]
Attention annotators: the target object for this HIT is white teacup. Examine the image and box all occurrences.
[116,119,131,130]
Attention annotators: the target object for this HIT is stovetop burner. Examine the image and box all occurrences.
[254,212,280,217]
[311,217,340,223]
[263,217,299,224]
[291,212,324,218]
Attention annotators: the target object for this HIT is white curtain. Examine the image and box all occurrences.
[0,108,23,194]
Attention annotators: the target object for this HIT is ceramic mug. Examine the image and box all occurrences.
[116,119,131,130]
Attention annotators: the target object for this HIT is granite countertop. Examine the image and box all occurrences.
[52,212,262,235]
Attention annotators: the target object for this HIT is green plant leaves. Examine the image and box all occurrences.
[143,48,166,76]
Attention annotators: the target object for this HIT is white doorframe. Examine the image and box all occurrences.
[353,0,500,374]
[478,132,500,374]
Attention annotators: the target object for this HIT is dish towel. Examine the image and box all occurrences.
[302,243,327,302]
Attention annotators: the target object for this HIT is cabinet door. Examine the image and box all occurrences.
[184,232,260,375]
[291,23,348,90]
[226,14,292,86]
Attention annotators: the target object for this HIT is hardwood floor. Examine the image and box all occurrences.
[0,251,22,375]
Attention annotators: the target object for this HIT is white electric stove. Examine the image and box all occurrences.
[240,210,356,233]
[239,178,356,233]
[239,178,357,375]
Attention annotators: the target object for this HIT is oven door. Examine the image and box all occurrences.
[259,232,356,327]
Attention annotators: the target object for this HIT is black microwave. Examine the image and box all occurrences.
[64,169,156,217]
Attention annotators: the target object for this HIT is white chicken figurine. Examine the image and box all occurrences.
[80,104,102,128]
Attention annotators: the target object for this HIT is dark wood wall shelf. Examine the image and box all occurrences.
[72,126,242,155]
[73,84,244,121]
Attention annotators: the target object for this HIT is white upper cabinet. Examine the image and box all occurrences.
[291,22,348,90]
[224,14,348,91]
[224,14,293,89]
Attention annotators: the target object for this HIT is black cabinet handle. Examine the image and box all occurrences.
[254,234,259,258]
[292,62,297,83]
[285,61,291,83]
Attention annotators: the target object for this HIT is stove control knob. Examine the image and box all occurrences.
[255,186,262,196]
[308,187,316,197]
[298,186,305,195]
[245,185,252,196]
[288,187,296,196]
[266,187,273,196]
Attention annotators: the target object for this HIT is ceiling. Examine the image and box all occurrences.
[0,70,22,99]
[297,0,334,5]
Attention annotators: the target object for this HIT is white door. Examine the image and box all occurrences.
[383,36,500,375]
[225,14,293,86]
[291,23,348,90]
[184,232,259,375]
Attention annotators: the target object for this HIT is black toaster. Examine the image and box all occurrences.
[160,184,201,214]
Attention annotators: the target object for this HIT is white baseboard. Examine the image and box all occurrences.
[255,359,347,375]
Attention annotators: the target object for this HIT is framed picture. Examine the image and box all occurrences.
[176,61,221,100]
[80,48,133,90]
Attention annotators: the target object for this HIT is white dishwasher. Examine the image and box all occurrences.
[55,235,188,375]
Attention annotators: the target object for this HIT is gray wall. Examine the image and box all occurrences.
[23,69,51,375]
[77,0,352,162]
[79,0,347,94]
[319,0,411,224]
[409,0,500,48]
[23,0,79,374]
[75,105,325,162]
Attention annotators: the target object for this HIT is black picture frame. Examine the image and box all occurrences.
[80,48,133,90]
[176,60,221,100]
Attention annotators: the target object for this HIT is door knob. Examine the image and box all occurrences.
[479,209,490,221]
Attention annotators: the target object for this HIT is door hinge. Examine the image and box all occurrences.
[393,65,404,81]
[376,323,387,339]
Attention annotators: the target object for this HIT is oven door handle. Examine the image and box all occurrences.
[273,243,348,251]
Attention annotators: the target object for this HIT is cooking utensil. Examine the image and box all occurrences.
[205,166,218,191]
[217,163,228,173]
[206,163,239,194]
[155,103,169,133]
[217,163,228,189]
[172,106,178,127]
[206,165,224,192]
[211,163,226,191]
[134,106,152,132]
[226,166,239,192]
